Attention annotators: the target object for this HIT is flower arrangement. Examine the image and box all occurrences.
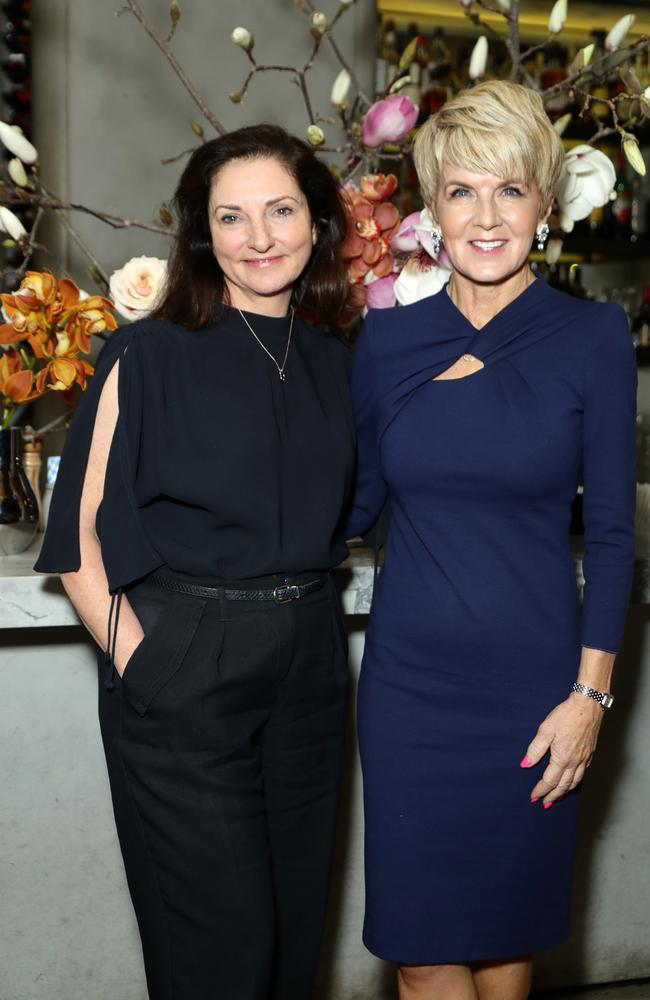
[0,272,116,428]
[0,0,649,329]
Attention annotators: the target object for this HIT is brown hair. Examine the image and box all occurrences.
[153,124,349,329]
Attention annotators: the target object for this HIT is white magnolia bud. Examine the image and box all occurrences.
[570,43,595,73]
[8,157,28,187]
[0,205,28,241]
[545,238,563,266]
[230,26,254,52]
[548,0,567,35]
[307,125,325,146]
[553,113,572,136]
[330,69,351,109]
[605,14,636,51]
[581,43,595,67]
[559,211,575,234]
[623,134,646,177]
[310,11,328,36]
[0,121,38,164]
[469,36,488,80]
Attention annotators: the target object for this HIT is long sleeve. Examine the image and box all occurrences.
[346,310,389,541]
[580,305,637,652]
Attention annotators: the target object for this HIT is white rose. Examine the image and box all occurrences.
[109,256,168,321]
[555,145,616,231]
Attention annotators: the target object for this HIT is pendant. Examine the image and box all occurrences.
[279,371,286,381]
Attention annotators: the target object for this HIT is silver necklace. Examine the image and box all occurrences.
[237,307,295,381]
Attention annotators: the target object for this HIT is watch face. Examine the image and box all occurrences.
[602,693,614,709]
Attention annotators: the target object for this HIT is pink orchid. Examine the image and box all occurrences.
[391,208,444,261]
[394,250,452,306]
[365,273,398,310]
[361,94,419,148]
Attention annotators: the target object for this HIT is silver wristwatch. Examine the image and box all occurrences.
[572,681,614,710]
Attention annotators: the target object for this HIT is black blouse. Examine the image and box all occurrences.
[35,307,355,591]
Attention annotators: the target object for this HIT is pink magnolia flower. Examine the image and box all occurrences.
[361,94,418,148]
[365,272,398,309]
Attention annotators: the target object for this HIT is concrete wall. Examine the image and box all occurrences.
[32,0,375,287]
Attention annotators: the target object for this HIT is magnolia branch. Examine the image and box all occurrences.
[300,0,372,109]
[119,0,227,135]
[236,32,323,123]
[542,35,650,99]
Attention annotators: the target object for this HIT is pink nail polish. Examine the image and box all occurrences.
[530,797,539,803]
[544,802,554,810]
[520,756,533,768]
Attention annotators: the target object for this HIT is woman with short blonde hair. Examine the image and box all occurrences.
[348,80,636,1000]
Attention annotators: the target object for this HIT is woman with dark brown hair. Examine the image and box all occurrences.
[35,124,354,1000]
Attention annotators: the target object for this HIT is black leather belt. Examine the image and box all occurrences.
[150,572,327,604]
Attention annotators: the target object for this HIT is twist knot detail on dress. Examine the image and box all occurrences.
[347,275,636,964]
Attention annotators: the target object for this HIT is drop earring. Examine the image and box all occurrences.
[536,223,550,251]
[431,227,442,257]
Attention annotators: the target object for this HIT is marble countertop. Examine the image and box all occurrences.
[2,539,648,630]
[0,541,378,629]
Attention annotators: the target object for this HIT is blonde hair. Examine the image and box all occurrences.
[413,80,564,217]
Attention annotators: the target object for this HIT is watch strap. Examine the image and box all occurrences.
[572,681,614,710]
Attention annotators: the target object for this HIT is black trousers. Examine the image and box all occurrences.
[98,570,348,1000]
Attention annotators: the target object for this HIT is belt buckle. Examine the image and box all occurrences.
[273,584,301,604]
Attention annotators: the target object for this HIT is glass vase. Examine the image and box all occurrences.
[0,427,39,556]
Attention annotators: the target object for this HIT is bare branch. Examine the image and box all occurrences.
[299,0,372,107]
[120,0,227,135]
[475,0,511,18]
[462,8,505,42]
[543,36,650,101]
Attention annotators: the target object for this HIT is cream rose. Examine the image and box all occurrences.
[109,256,167,321]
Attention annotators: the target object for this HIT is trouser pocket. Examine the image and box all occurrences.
[121,592,206,716]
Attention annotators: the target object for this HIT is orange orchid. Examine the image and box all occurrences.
[35,357,93,394]
[63,297,117,355]
[0,348,37,425]
[341,174,400,309]
[0,270,115,427]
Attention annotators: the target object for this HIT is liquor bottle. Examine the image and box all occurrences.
[611,150,633,239]
[0,0,31,13]
[2,20,31,55]
[1,51,29,83]
[540,42,569,119]
[589,30,613,120]
[420,29,453,116]
[3,86,31,109]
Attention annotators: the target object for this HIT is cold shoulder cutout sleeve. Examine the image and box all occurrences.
[34,323,163,592]
[346,310,389,540]
[580,305,637,652]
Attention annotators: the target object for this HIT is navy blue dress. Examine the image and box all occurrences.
[347,276,636,964]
